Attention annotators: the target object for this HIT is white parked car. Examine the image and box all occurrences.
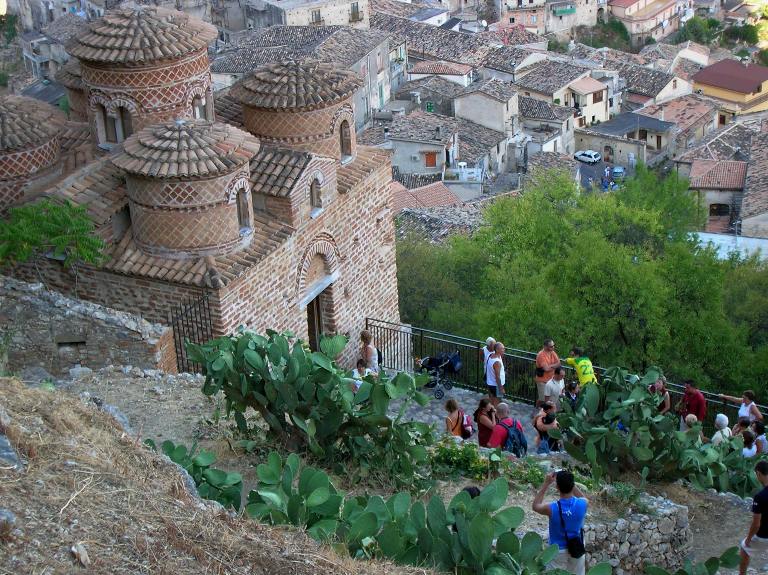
[574,150,602,164]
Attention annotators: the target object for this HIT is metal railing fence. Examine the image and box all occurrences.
[366,318,765,434]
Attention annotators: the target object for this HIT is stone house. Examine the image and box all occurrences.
[608,0,680,47]
[409,61,475,87]
[395,75,467,116]
[636,93,717,153]
[388,111,459,176]
[454,78,518,136]
[589,112,675,161]
[692,60,768,121]
[6,7,401,369]
[455,117,508,179]
[574,128,647,167]
[481,46,546,83]
[514,60,608,127]
[244,0,370,29]
[688,159,748,232]
[617,63,691,111]
[21,13,86,81]
[210,26,395,131]
[519,95,576,155]
[496,0,600,36]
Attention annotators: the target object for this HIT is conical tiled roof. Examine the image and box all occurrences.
[0,95,65,153]
[66,7,217,65]
[55,59,84,90]
[112,119,260,179]
[231,59,363,111]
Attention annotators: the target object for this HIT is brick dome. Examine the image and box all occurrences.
[112,119,260,259]
[55,59,87,122]
[232,59,361,161]
[68,7,218,148]
[66,7,217,65]
[230,59,362,112]
[0,96,65,212]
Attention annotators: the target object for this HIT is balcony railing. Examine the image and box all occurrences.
[552,5,576,15]
[365,318,765,434]
[310,17,325,25]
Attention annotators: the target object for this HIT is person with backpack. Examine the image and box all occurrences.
[532,470,588,575]
[487,403,528,457]
[445,399,473,439]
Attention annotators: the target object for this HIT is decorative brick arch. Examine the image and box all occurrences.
[225,173,250,202]
[108,96,139,115]
[296,233,341,304]
[329,104,354,134]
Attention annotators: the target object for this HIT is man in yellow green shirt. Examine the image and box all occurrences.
[566,347,598,387]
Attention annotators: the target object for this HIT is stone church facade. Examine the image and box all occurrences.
[3,7,400,371]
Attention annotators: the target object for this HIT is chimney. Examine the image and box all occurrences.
[436,126,443,139]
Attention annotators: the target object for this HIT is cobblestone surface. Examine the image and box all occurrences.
[389,384,540,445]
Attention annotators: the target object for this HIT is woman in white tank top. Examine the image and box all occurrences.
[720,390,763,423]
[360,329,379,373]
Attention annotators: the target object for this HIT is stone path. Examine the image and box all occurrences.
[389,384,540,446]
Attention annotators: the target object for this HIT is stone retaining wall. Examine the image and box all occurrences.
[0,276,177,376]
[585,494,690,574]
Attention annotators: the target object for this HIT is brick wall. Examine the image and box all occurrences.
[0,275,177,375]
[66,86,88,123]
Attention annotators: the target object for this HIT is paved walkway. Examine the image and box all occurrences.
[389,384,540,446]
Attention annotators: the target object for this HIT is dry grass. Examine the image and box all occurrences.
[0,377,436,575]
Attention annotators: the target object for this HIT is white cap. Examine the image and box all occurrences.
[486,337,496,345]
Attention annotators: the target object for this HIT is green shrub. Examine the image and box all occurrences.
[550,366,765,496]
[607,19,630,42]
[507,459,546,487]
[187,331,435,490]
[431,439,495,480]
[145,439,243,510]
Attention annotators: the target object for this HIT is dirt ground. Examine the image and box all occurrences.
[0,377,437,575]
[54,370,760,571]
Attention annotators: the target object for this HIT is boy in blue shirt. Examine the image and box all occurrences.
[532,470,588,575]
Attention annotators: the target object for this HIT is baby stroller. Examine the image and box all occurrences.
[419,351,462,399]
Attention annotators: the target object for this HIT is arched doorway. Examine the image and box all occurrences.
[597,7,605,21]
[339,120,352,159]
[603,145,614,163]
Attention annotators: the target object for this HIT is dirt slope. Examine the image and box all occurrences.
[0,377,433,575]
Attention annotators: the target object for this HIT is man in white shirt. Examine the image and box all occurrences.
[543,367,566,412]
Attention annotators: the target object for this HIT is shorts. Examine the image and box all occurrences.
[550,549,585,575]
[487,385,504,398]
[742,537,768,558]
[536,381,547,402]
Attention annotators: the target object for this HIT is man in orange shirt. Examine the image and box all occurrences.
[535,339,560,408]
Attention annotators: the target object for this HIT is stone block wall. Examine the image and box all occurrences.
[0,276,177,376]
[585,494,690,574]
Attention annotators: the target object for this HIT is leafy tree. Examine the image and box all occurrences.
[0,199,104,268]
[396,167,767,395]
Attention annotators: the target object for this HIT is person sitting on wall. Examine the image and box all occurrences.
[350,359,371,392]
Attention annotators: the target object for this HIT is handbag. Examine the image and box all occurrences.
[535,367,546,377]
[557,500,586,559]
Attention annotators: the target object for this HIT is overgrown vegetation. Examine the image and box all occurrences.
[188,331,435,490]
[0,199,104,268]
[550,366,765,497]
[431,439,505,481]
[396,167,768,396]
[576,20,631,52]
[723,23,759,46]
[145,439,243,510]
[0,14,16,46]
[675,16,721,44]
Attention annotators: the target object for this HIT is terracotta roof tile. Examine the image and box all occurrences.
[249,146,315,197]
[231,58,363,111]
[43,13,88,44]
[693,59,768,94]
[689,159,748,190]
[337,146,390,194]
[372,0,445,18]
[457,117,505,164]
[671,57,704,82]
[677,123,756,163]
[389,110,458,145]
[395,75,467,99]
[617,63,675,98]
[515,60,588,95]
[357,126,387,146]
[411,60,473,76]
[637,93,717,133]
[59,121,92,154]
[371,12,498,66]
[66,7,217,65]
[741,132,768,220]
[519,95,575,121]
[569,76,606,95]
[482,45,535,74]
[458,77,516,102]
[392,166,442,189]
[55,58,84,90]
[213,89,244,128]
[112,120,259,179]
[0,95,65,153]
[528,151,578,173]
[393,180,461,212]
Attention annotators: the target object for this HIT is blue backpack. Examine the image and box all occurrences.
[499,420,528,457]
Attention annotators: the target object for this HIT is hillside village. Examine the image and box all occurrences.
[3,0,768,573]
